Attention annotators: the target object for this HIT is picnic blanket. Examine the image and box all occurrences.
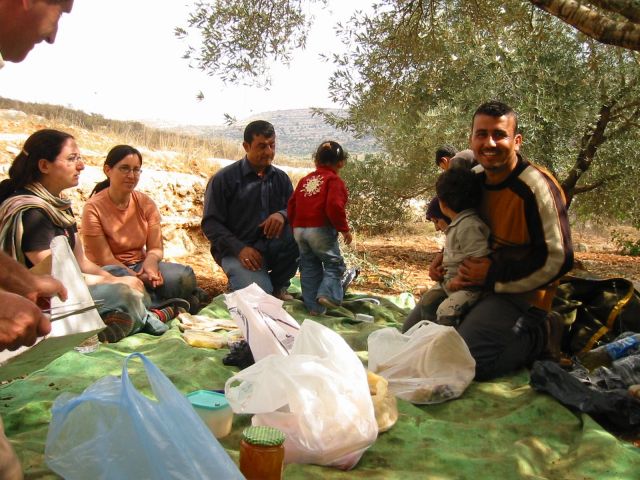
[1,284,640,479]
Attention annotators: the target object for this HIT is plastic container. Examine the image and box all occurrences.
[239,426,285,480]
[74,334,99,354]
[187,390,233,438]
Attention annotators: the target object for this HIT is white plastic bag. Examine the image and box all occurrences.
[0,236,105,381]
[368,321,476,404]
[225,319,378,470]
[224,283,300,360]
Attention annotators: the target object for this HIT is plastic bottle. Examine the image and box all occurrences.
[611,355,640,386]
[239,426,285,480]
[577,333,640,371]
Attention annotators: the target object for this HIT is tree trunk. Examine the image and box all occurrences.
[561,103,612,208]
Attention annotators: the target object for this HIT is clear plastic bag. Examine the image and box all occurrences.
[45,353,243,480]
[368,321,476,404]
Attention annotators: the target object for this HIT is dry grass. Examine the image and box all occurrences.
[0,96,240,171]
[0,97,318,177]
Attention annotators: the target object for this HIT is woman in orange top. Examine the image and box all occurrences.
[81,145,202,313]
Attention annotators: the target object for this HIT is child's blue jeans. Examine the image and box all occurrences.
[293,226,346,313]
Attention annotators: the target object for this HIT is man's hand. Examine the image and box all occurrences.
[12,271,67,308]
[341,231,353,245]
[259,212,285,239]
[0,292,52,351]
[457,257,491,287]
[238,246,263,271]
[429,252,445,282]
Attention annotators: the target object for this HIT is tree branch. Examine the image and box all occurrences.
[561,102,614,205]
[573,173,622,195]
[608,106,640,138]
[529,0,640,51]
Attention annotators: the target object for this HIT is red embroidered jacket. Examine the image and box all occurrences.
[287,165,349,232]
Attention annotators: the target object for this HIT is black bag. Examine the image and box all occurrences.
[552,276,640,355]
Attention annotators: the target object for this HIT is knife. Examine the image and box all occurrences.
[50,303,102,322]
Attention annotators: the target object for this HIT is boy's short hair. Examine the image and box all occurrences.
[435,144,458,167]
[435,168,483,214]
[426,196,451,224]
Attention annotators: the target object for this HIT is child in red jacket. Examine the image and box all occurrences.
[287,141,352,315]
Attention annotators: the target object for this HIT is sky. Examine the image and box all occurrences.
[0,0,369,126]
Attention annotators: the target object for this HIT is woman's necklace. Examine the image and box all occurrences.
[108,188,131,209]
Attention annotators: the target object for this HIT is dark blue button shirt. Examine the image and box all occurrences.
[201,157,293,264]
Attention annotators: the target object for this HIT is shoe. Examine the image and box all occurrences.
[187,295,202,315]
[317,296,339,309]
[341,267,360,291]
[153,297,191,312]
[222,340,255,369]
[98,311,134,343]
[273,289,294,301]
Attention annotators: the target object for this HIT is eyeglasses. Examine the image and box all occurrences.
[117,166,142,176]
[66,154,83,164]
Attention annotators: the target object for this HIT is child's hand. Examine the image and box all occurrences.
[447,276,466,292]
[341,231,353,245]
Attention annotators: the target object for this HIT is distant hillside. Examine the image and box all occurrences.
[166,109,378,157]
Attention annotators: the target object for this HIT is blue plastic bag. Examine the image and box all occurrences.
[45,353,243,479]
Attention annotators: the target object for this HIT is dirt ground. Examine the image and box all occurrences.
[176,222,640,303]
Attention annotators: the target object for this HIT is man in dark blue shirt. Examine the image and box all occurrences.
[201,120,299,299]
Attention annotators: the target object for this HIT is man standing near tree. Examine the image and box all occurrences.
[428,100,573,380]
[202,120,299,299]
[0,1,74,478]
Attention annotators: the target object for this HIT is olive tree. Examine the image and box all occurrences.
[179,0,640,229]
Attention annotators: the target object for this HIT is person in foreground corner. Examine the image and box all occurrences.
[405,100,573,380]
[81,145,203,313]
[0,2,74,478]
[201,120,298,299]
